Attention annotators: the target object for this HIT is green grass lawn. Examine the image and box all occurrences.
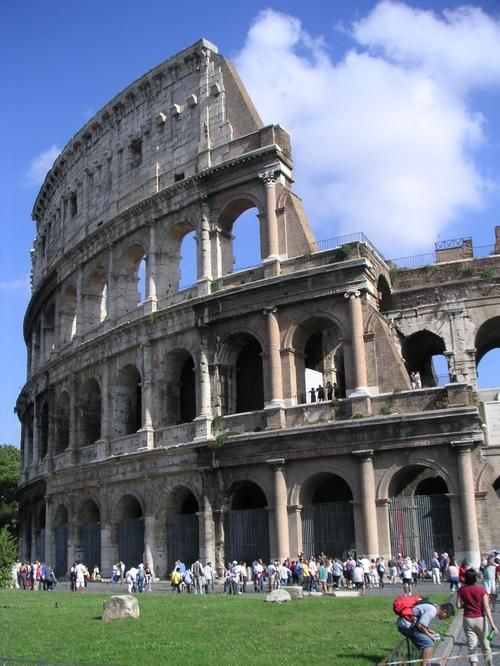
[0,590,450,666]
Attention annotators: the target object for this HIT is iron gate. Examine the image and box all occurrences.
[224,508,269,564]
[36,528,45,563]
[82,522,101,569]
[118,517,144,568]
[166,513,199,572]
[389,495,453,564]
[302,501,355,558]
[54,525,68,577]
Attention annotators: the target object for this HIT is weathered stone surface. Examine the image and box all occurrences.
[286,586,304,600]
[265,589,292,603]
[330,590,360,598]
[102,595,140,622]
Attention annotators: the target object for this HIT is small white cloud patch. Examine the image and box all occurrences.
[26,145,61,187]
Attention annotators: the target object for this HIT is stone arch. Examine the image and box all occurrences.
[53,503,69,577]
[387,464,453,562]
[54,390,70,455]
[112,364,142,437]
[82,266,107,332]
[290,315,345,403]
[164,348,196,425]
[216,195,264,276]
[115,241,146,318]
[158,220,197,295]
[224,480,270,564]
[376,274,392,312]
[79,377,102,446]
[475,316,500,388]
[218,332,264,415]
[402,329,446,387]
[299,472,355,558]
[59,283,77,344]
[77,498,101,570]
[165,485,200,572]
[114,494,144,569]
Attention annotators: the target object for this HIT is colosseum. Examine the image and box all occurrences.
[16,39,500,578]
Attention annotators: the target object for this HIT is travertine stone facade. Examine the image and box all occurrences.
[17,40,500,578]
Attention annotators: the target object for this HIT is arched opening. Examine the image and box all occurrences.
[113,365,142,436]
[218,199,262,277]
[166,487,199,573]
[83,267,107,331]
[44,303,55,355]
[493,477,500,499]
[54,391,70,455]
[116,495,144,569]
[164,350,196,425]
[295,318,344,403]
[53,505,68,577]
[79,500,101,570]
[60,284,77,344]
[236,338,264,413]
[476,316,500,389]
[35,504,46,563]
[232,208,261,271]
[179,231,197,288]
[403,330,446,387]
[219,334,264,415]
[301,474,355,558]
[137,257,147,303]
[115,243,146,318]
[80,378,101,446]
[224,481,269,564]
[24,403,34,465]
[377,274,392,312]
[388,466,452,562]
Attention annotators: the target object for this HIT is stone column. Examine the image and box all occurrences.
[105,245,115,322]
[32,399,39,465]
[263,307,284,408]
[30,330,38,376]
[267,458,290,561]
[197,202,212,295]
[44,498,54,565]
[452,441,481,568]
[143,515,155,571]
[344,289,369,395]
[353,449,379,558]
[212,509,225,577]
[144,221,158,313]
[260,169,280,263]
[100,521,114,578]
[200,495,215,566]
[194,333,212,440]
[95,364,110,458]
[75,268,84,339]
[140,343,154,449]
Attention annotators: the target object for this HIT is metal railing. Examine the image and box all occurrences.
[389,244,497,270]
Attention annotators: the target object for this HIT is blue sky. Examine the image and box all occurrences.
[1,0,500,446]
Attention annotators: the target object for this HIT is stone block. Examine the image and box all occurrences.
[102,594,140,622]
[265,589,292,603]
[286,586,304,600]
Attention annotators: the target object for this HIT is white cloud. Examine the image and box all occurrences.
[235,4,500,256]
[26,145,61,187]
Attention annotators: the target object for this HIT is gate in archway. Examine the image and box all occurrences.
[118,518,144,568]
[82,522,101,569]
[224,508,269,563]
[302,501,355,558]
[166,513,199,571]
[389,495,452,563]
[54,525,68,577]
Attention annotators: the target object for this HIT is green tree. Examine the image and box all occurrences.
[0,445,20,534]
[0,526,17,587]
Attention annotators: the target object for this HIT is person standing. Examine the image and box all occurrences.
[431,552,441,584]
[457,568,497,666]
[483,555,497,610]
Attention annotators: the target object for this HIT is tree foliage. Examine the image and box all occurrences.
[0,445,20,534]
[0,526,17,587]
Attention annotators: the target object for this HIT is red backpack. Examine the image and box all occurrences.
[393,594,424,621]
